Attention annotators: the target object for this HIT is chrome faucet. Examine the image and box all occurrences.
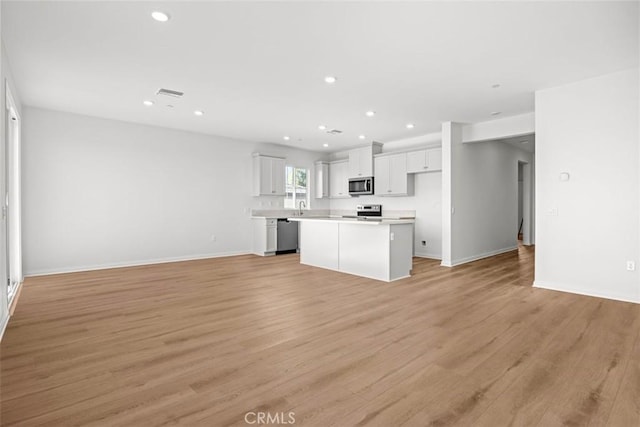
[298,200,306,216]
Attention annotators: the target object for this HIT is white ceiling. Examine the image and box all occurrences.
[500,133,535,153]
[3,1,638,151]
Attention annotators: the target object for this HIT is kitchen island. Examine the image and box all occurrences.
[288,217,414,282]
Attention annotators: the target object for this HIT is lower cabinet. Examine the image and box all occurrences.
[252,218,277,256]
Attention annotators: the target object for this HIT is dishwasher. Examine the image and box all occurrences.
[276,218,299,255]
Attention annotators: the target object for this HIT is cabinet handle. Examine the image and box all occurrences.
[271,190,275,193]
[423,166,429,169]
[387,189,392,192]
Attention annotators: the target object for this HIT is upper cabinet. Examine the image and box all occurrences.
[329,160,349,198]
[374,152,413,196]
[347,143,382,178]
[252,154,285,196]
[315,161,329,199]
[406,147,443,173]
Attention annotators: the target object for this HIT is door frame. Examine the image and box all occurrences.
[5,81,22,304]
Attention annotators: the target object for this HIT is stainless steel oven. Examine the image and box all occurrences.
[348,177,374,196]
[356,204,382,218]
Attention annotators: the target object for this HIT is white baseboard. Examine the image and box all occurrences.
[533,280,640,305]
[24,251,252,277]
[251,251,276,257]
[414,253,442,260]
[442,245,519,268]
[0,313,8,342]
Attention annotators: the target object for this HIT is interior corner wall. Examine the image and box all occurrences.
[535,68,640,303]
[22,107,328,276]
[449,138,532,266]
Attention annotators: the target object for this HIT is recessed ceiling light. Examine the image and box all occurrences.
[365,111,376,117]
[520,140,529,144]
[492,84,501,89]
[490,111,501,116]
[143,100,154,106]
[324,76,337,84]
[194,110,204,116]
[406,123,415,129]
[358,135,366,140]
[283,136,290,141]
[323,143,329,148]
[318,125,327,130]
[151,11,170,22]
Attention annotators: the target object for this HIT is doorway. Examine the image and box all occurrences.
[518,160,533,246]
[518,162,524,241]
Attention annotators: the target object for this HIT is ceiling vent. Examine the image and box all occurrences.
[326,129,342,135]
[156,88,184,98]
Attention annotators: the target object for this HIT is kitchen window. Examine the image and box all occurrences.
[284,166,309,209]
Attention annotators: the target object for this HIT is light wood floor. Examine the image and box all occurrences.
[1,247,639,426]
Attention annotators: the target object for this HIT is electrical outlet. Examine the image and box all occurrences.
[626,261,635,271]
[421,240,427,247]
[210,234,216,242]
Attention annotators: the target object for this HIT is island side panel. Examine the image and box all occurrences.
[299,221,339,271]
[338,223,390,281]
[389,223,414,280]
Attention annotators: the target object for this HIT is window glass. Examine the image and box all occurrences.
[284,166,309,209]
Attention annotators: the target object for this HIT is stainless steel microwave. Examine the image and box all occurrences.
[348,177,374,196]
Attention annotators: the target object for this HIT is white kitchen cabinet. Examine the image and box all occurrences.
[294,218,414,282]
[347,144,382,178]
[315,161,329,198]
[406,147,442,173]
[329,160,349,198]
[298,221,340,271]
[426,148,443,171]
[374,152,414,196]
[252,218,277,256]
[252,154,286,196]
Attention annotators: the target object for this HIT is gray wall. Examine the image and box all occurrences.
[449,139,532,265]
[22,107,328,275]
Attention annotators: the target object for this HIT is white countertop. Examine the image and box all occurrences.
[251,215,342,219]
[251,209,416,220]
[287,217,415,225]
